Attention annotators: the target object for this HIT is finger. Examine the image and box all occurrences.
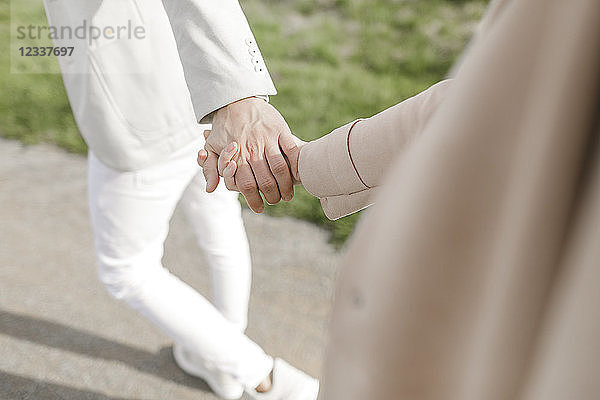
[236,163,264,213]
[279,132,301,181]
[203,129,211,140]
[202,150,220,193]
[223,161,238,191]
[249,157,281,205]
[265,144,294,202]
[218,142,239,176]
[197,149,208,167]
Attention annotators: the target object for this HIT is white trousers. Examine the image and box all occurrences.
[87,138,272,387]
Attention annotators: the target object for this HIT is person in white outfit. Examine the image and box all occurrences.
[42,0,318,399]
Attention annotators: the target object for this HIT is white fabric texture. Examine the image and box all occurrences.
[43,0,276,171]
[88,139,272,387]
[160,0,277,122]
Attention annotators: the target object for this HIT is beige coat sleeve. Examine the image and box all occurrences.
[298,79,452,220]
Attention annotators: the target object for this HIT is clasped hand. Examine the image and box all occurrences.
[197,97,304,213]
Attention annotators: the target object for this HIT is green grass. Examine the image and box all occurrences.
[242,0,487,245]
[0,0,487,246]
[0,0,85,152]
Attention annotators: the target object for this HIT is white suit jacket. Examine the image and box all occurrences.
[43,0,276,171]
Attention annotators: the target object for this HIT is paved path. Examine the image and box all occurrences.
[0,138,342,400]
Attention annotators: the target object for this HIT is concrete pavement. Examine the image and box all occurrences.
[0,138,342,400]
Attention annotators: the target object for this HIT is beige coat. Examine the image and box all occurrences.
[298,0,600,398]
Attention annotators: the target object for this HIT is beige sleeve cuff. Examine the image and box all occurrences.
[298,79,452,220]
[298,119,369,199]
[319,189,377,220]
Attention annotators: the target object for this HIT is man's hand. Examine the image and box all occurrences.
[201,97,300,213]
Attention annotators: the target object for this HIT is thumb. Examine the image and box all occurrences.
[202,150,221,193]
[279,132,301,181]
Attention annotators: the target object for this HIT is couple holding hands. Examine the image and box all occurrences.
[45,0,600,399]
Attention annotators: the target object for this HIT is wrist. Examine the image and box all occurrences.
[228,95,268,106]
[253,94,269,102]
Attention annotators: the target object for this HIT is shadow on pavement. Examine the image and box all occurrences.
[0,370,139,400]
[0,309,211,392]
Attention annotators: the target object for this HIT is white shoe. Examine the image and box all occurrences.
[172,344,244,400]
[247,358,319,400]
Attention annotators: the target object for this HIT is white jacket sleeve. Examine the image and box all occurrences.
[160,0,277,121]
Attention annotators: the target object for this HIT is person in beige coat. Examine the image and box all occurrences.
[200,0,600,398]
